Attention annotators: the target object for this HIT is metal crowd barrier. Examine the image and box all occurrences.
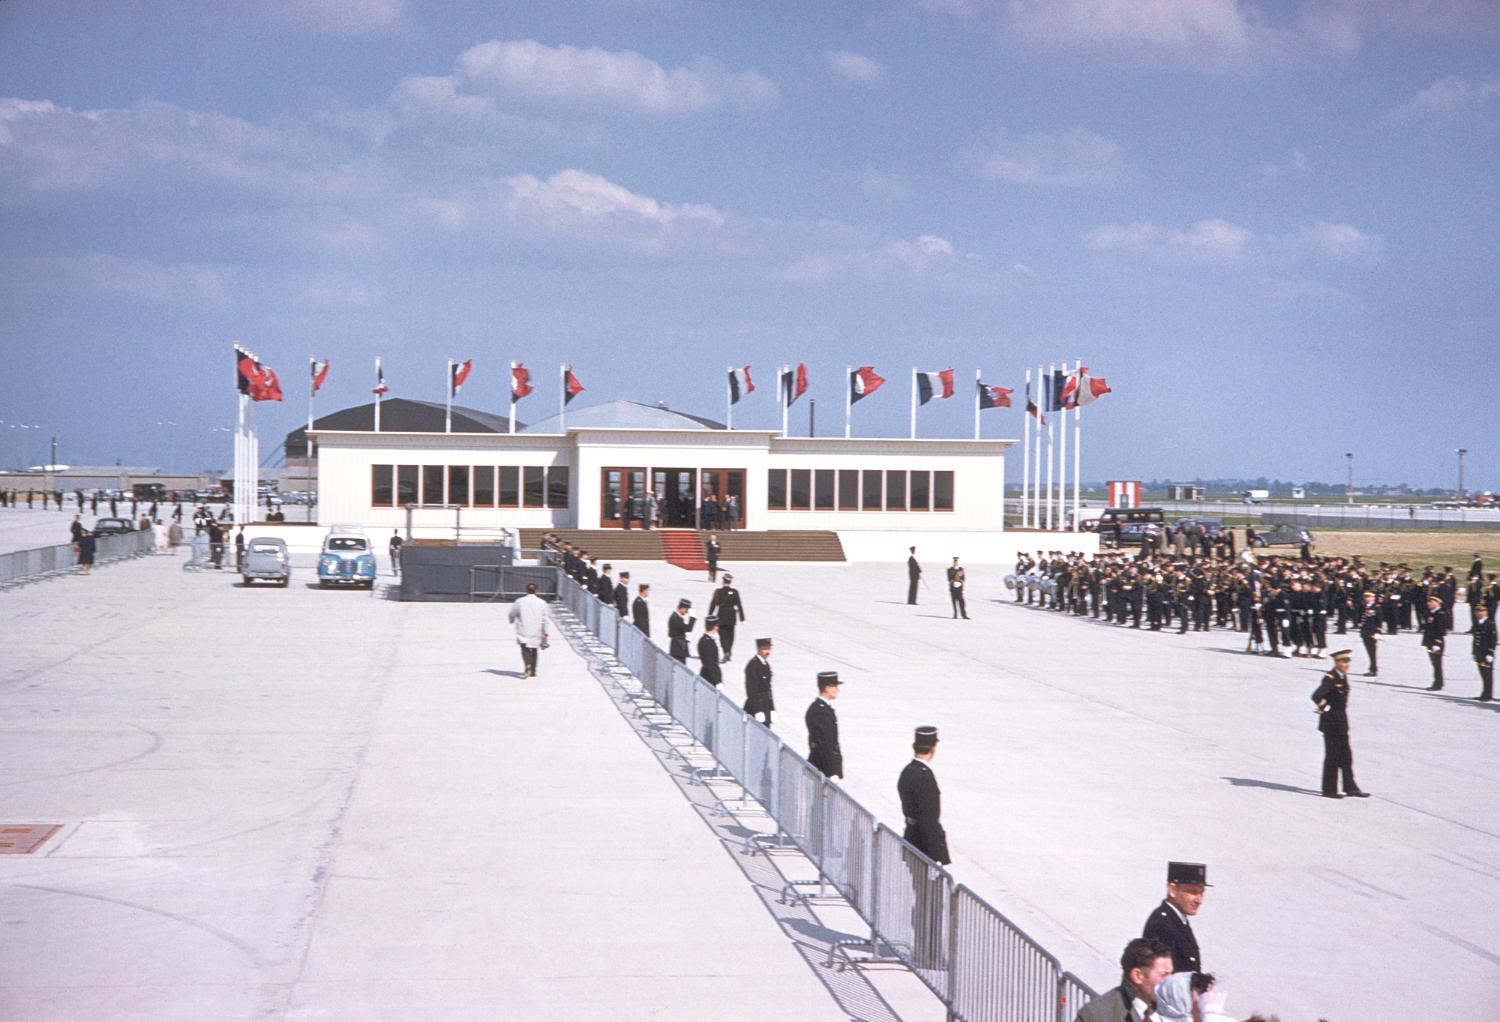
[553,572,1098,1022]
[0,529,155,587]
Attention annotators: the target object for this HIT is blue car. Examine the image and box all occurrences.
[318,530,378,589]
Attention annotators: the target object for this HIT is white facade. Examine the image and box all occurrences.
[310,424,1012,534]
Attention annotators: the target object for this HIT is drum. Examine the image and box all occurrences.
[1003,574,1017,590]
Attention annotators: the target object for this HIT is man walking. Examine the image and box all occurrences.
[1472,602,1495,702]
[388,530,403,576]
[697,617,723,685]
[708,574,745,662]
[907,546,922,605]
[668,598,695,663]
[946,557,968,620]
[507,582,549,678]
[744,637,775,726]
[1311,650,1370,799]
[1141,862,1209,974]
[805,672,842,778]
[1421,594,1448,690]
[705,534,721,581]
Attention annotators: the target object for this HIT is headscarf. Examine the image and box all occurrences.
[1153,971,1196,1022]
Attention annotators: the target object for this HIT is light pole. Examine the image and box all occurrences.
[1345,452,1354,504]
[1456,448,1467,503]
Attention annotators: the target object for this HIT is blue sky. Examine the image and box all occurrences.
[2,0,1496,488]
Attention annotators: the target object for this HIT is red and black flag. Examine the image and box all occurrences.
[781,362,808,406]
[916,368,955,405]
[978,381,1013,409]
[728,365,754,404]
[563,365,585,405]
[373,359,389,395]
[450,358,473,397]
[1025,380,1045,425]
[511,363,533,400]
[849,365,885,404]
[310,358,329,394]
[234,345,283,402]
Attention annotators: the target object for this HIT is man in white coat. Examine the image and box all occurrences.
[508,582,550,678]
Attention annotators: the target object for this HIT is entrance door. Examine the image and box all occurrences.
[701,469,747,530]
[600,466,647,528]
[651,468,698,528]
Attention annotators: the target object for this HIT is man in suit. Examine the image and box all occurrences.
[632,583,651,637]
[1421,594,1448,690]
[946,557,968,620]
[1141,861,1209,974]
[1074,939,1174,1022]
[668,598,695,663]
[1471,602,1495,701]
[805,671,842,778]
[708,574,745,662]
[697,617,723,686]
[907,546,922,605]
[1311,650,1370,799]
[705,534,721,581]
[1358,590,1381,676]
[613,571,631,617]
[744,637,774,725]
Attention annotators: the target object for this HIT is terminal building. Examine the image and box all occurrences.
[295,397,1033,559]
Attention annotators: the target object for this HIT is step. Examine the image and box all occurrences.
[660,529,709,571]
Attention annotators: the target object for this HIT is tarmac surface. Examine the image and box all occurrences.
[4,512,1498,1021]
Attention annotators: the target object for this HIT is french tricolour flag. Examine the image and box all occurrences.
[916,368,954,406]
[849,365,885,404]
[728,365,754,405]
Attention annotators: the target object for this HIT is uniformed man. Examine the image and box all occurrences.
[708,574,746,662]
[595,563,615,601]
[1421,594,1448,690]
[668,598,695,663]
[613,571,631,617]
[1357,590,1380,676]
[1141,861,1209,974]
[898,725,949,971]
[946,557,968,620]
[1471,602,1495,702]
[631,583,652,636]
[705,534,721,581]
[805,671,842,778]
[698,617,723,686]
[1311,650,1370,799]
[744,637,774,725]
[907,546,922,605]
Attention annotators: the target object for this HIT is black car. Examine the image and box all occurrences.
[1102,521,1165,549]
[1252,524,1314,548]
[91,517,134,535]
[1172,516,1224,539]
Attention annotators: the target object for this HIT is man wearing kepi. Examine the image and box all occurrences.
[898,725,949,970]
[1311,650,1370,799]
[805,671,843,778]
[668,598,695,663]
[1142,861,1209,974]
[744,637,775,726]
[1471,602,1495,701]
[697,617,723,686]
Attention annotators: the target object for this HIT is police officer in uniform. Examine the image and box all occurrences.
[698,617,722,686]
[946,557,968,620]
[1141,861,1210,974]
[1358,590,1381,676]
[805,671,842,778]
[1421,594,1448,690]
[708,574,746,662]
[632,583,652,636]
[1311,650,1370,799]
[744,637,775,725]
[1471,602,1495,701]
[613,571,631,616]
[898,725,949,970]
[668,598,695,663]
[907,546,922,605]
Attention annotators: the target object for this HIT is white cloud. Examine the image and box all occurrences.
[503,168,725,227]
[780,233,984,286]
[453,39,778,116]
[1385,74,1500,124]
[1254,147,1309,181]
[963,128,1125,188]
[861,170,910,203]
[1085,217,1381,265]
[824,50,887,87]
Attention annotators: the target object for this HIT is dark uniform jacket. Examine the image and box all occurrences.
[897,758,950,865]
[697,634,722,684]
[1473,616,1497,663]
[631,596,651,636]
[595,573,614,601]
[667,612,695,661]
[744,655,774,714]
[614,582,630,617]
[709,586,746,625]
[805,697,842,778]
[1422,607,1449,651]
[1311,669,1350,735]
[1141,900,1201,974]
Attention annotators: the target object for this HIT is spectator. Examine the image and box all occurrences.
[1153,971,1215,1022]
[76,529,96,575]
[1075,938,1173,1022]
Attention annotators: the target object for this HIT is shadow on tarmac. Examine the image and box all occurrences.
[482,668,527,680]
[1223,776,1323,797]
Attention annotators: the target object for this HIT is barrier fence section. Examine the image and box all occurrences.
[0,529,155,587]
[554,573,1098,1022]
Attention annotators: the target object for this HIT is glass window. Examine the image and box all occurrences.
[547,466,570,508]
[371,465,393,507]
[789,469,811,510]
[498,466,519,507]
[885,470,906,511]
[396,465,418,506]
[767,469,787,510]
[934,471,955,511]
[448,465,470,506]
[422,465,444,505]
[473,466,495,507]
[814,469,835,510]
[523,465,546,507]
[862,470,882,510]
[838,470,858,510]
[910,471,930,511]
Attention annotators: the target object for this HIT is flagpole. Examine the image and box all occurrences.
[1021,368,1031,528]
[307,357,315,433]
[374,357,382,432]
[1057,359,1067,531]
[559,363,566,433]
[509,361,517,434]
[1073,357,1083,531]
[445,359,453,433]
[248,398,259,524]
[726,364,733,431]
[779,364,789,438]
[844,365,852,439]
[909,366,917,440]
[973,367,981,441]
[1033,364,1043,532]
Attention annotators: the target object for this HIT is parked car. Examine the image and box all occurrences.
[1172,516,1224,539]
[91,517,134,535]
[1252,524,1314,548]
[318,530,377,588]
[1089,506,1166,545]
[241,537,290,587]
[1102,521,1165,549]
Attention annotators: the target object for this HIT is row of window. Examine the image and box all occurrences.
[371,465,570,509]
[768,469,955,512]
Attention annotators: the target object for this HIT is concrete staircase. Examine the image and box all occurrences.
[519,528,846,563]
